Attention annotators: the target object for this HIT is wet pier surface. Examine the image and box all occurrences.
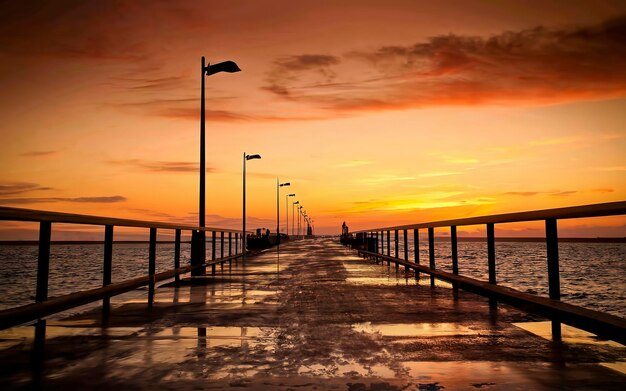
[1,237,625,390]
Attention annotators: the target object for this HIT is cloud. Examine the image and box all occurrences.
[20,150,58,158]
[264,16,626,112]
[505,191,540,197]
[108,159,215,173]
[0,182,53,196]
[0,195,126,205]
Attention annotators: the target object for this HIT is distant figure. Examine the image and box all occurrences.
[342,221,349,236]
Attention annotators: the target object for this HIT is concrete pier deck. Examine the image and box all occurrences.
[1,237,625,390]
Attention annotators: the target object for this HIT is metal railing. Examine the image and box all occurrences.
[351,201,626,344]
[0,206,250,330]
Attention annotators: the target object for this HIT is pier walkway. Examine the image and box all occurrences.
[1,238,625,390]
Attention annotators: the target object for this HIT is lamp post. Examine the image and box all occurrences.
[286,193,295,237]
[276,180,290,244]
[194,57,240,276]
[292,201,299,236]
[243,153,261,260]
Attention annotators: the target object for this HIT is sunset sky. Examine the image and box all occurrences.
[1,0,625,238]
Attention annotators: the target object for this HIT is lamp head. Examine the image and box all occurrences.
[206,60,241,76]
[288,193,296,197]
[280,182,291,187]
[246,154,261,160]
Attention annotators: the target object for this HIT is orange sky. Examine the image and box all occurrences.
[1,0,625,238]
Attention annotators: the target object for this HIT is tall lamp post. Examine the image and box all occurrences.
[276,180,290,244]
[194,57,241,276]
[286,193,295,237]
[292,201,299,236]
[243,153,261,259]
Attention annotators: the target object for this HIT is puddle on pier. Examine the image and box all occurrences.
[514,321,626,376]
[513,321,623,348]
[353,322,477,337]
[346,276,453,289]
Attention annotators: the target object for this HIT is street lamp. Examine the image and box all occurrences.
[292,201,299,236]
[194,57,241,276]
[243,153,261,259]
[286,194,295,238]
[276,180,290,244]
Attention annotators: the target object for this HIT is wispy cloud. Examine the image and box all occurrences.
[418,171,461,178]
[0,182,53,196]
[20,150,58,158]
[264,16,626,112]
[0,195,126,205]
[108,159,215,173]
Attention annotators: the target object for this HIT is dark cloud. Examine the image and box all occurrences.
[0,195,126,205]
[0,182,53,196]
[274,54,341,71]
[20,150,58,157]
[108,159,215,173]
[264,16,626,111]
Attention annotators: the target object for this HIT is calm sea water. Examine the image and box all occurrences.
[0,239,624,319]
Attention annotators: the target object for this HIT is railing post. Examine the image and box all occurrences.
[220,231,225,259]
[428,227,435,287]
[35,221,51,352]
[228,232,232,257]
[386,230,391,257]
[211,231,217,275]
[486,223,497,309]
[103,225,113,315]
[174,229,181,284]
[451,225,458,290]
[190,230,206,276]
[148,227,157,306]
[414,229,420,280]
[235,233,239,255]
[375,231,379,253]
[546,218,562,340]
[403,229,409,273]
[394,230,399,259]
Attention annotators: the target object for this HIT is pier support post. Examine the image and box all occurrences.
[546,218,562,340]
[487,223,497,309]
[103,225,113,316]
[148,228,156,306]
[228,232,232,257]
[190,230,206,277]
[428,227,435,287]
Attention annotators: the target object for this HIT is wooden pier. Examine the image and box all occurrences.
[0,204,625,389]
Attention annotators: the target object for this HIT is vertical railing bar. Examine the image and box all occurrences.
[36,222,52,304]
[394,230,399,260]
[148,227,157,306]
[103,225,113,315]
[386,230,391,257]
[414,228,420,280]
[546,218,562,340]
[174,229,181,284]
[34,221,52,352]
[486,223,497,310]
[228,232,232,257]
[211,231,217,275]
[220,231,225,259]
[428,227,435,287]
[451,225,458,291]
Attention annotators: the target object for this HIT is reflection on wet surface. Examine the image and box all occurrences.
[513,321,623,348]
[354,322,477,337]
[1,238,625,389]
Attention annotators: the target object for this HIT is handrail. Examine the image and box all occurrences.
[0,206,247,233]
[351,201,626,233]
[0,206,252,330]
[346,200,626,343]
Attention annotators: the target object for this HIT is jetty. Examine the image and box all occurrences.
[0,202,625,390]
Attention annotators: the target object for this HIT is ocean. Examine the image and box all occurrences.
[0,239,624,319]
